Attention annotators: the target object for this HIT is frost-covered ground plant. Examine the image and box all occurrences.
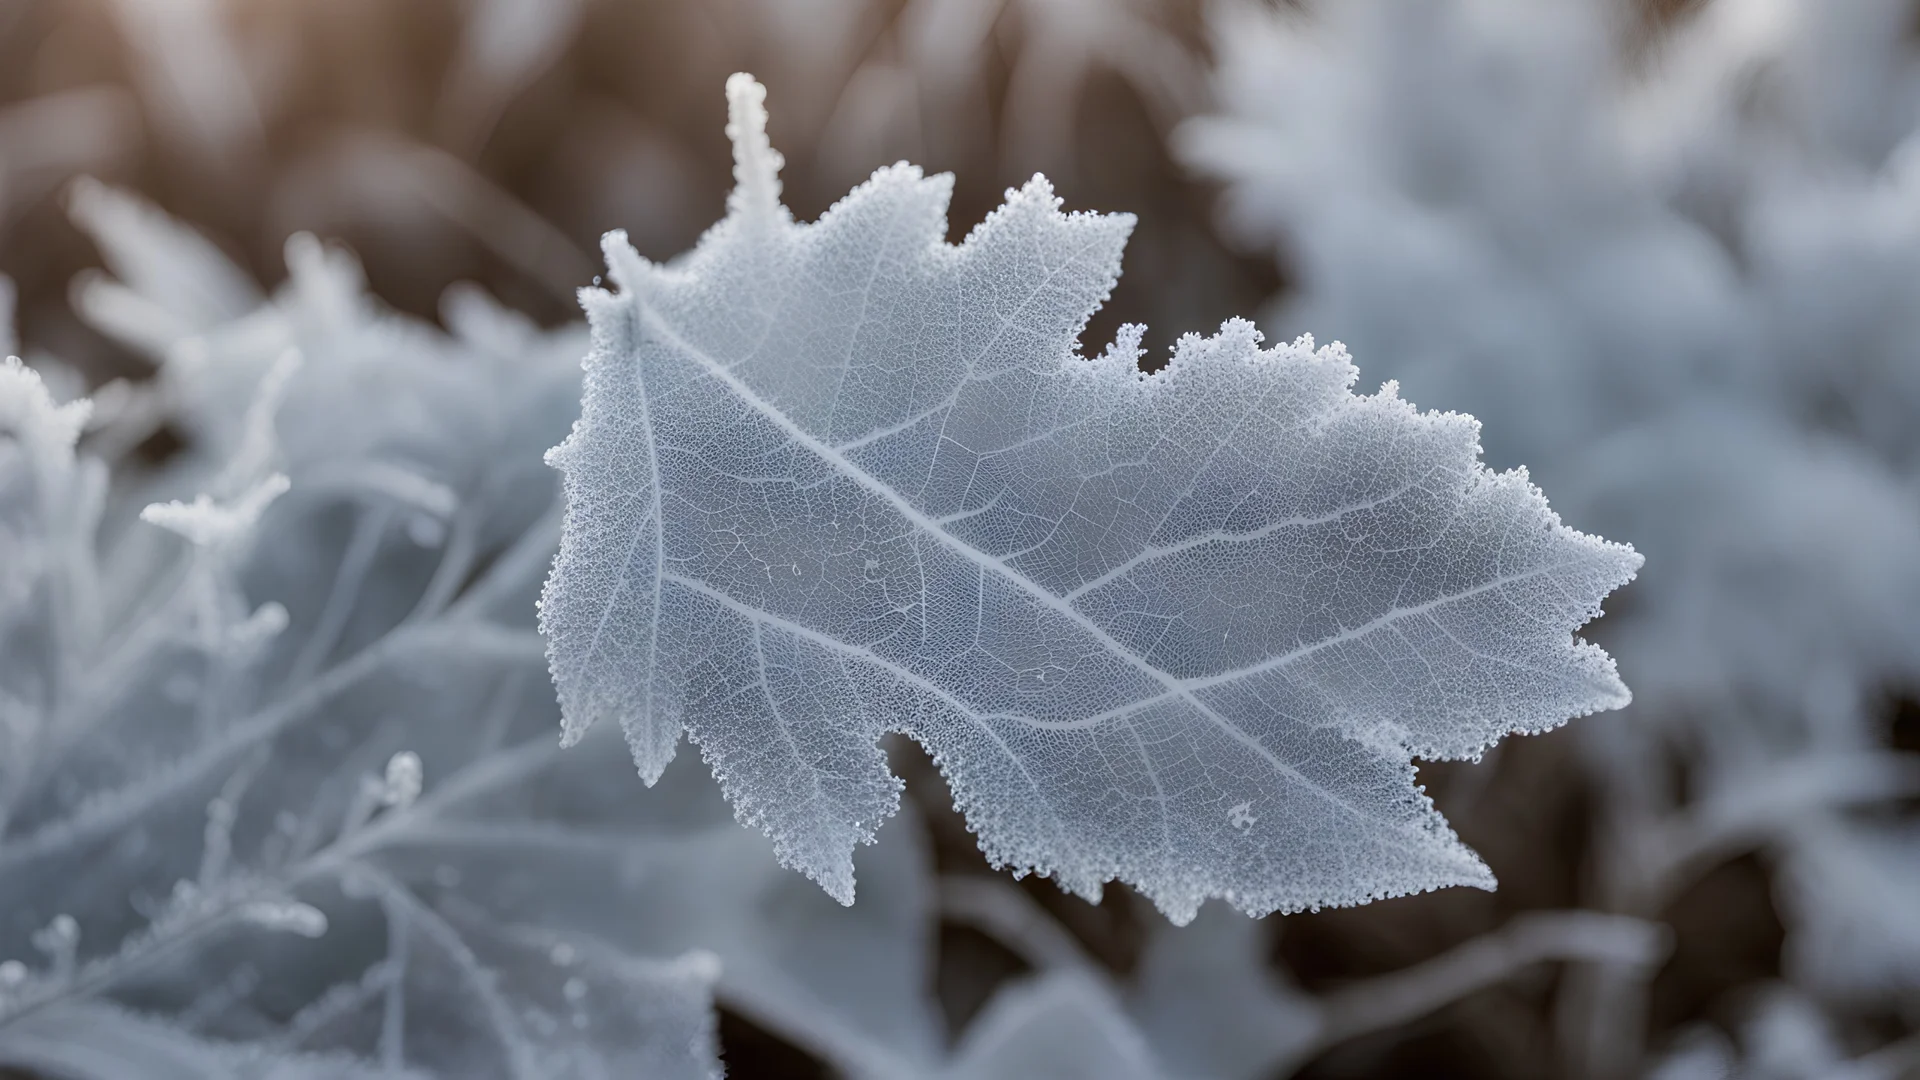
[0,66,1661,1077]
[1186,0,1920,1075]
[2,182,996,1079]
[0,199,732,1075]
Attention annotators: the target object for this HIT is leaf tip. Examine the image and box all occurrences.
[623,722,680,787]
[1157,896,1203,927]
[820,870,856,907]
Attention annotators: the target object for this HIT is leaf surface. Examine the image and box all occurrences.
[541,74,1640,921]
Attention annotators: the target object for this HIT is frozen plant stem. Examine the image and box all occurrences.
[288,504,393,686]
[1313,911,1668,1052]
[937,875,1104,976]
[0,731,561,1029]
[541,72,1640,922]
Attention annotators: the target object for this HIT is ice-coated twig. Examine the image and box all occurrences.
[287,504,393,686]
[723,73,786,230]
[937,875,1104,978]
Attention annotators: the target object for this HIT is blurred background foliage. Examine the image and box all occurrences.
[0,0,1275,386]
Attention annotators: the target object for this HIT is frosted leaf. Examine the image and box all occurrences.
[540,74,1640,922]
[66,177,262,348]
[947,972,1163,1080]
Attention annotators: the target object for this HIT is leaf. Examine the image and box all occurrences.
[539,73,1641,922]
[945,972,1164,1080]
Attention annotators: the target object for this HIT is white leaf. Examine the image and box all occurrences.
[540,74,1640,922]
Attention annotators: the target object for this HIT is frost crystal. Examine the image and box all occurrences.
[381,749,424,809]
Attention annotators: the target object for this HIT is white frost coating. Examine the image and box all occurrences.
[140,472,290,546]
[0,357,91,462]
[239,900,329,938]
[539,74,1641,922]
[722,72,786,230]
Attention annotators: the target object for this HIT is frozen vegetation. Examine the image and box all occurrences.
[0,0,1914,1077]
